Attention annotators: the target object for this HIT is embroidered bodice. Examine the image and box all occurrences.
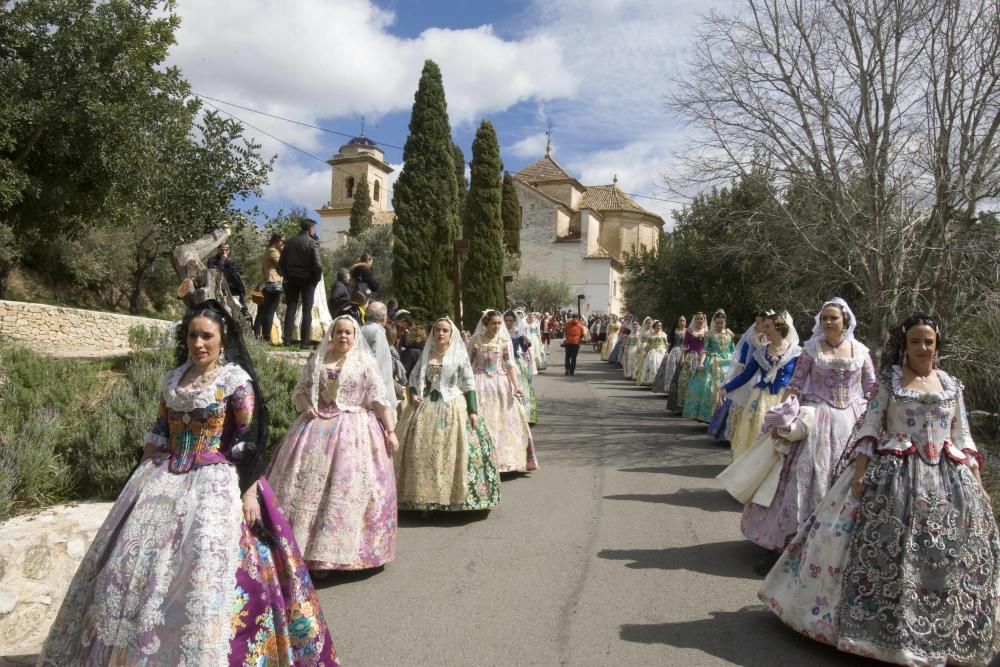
[144,363,255,474]
[705,330,735,357]
[468,337,514,377]
[723,344,801,395]
[293,360,387,418]
[644,333,668,351]
[608,322,621,336]
[683,330,707,354]
[791,339,877,409]
[412,357,476,402]
[855,366,978,467]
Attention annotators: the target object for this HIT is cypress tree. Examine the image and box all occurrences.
[392,60,459,319]
[501,171,521,255]
[453,142,467,227]
[348,173,373,236]
[461,120,505,330]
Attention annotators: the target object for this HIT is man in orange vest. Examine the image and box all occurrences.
[562,314,586,376]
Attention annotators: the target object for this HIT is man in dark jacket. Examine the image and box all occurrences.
[329,268,351,315]
[206,243,247,305]
[278,218,323,347]
[350,254,379,298]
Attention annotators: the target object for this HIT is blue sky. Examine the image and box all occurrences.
[168,0,724,226]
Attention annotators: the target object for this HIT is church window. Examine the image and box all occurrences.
[346,177,355,198]
[373,180,381,201]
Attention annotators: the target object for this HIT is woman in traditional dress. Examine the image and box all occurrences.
[602,314,621,361]
[619,319,641,378]
[608,318,631,366]
[720,311,800,459]
[468,310,538,473]
[629,317,654,380]
[636,320,669,386]
[40,302,338,666]
[671,312,708,413]
[760,314,999,666]
[505,309,538,425]
[743,300,876,574]
[653,315,686,394]
[395,317,501,512]
[527,312,547,371]
[683,309,735,422]
[267,315,398,573]
[707,311,767,441]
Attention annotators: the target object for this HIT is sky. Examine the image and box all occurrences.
[167,0,726,227]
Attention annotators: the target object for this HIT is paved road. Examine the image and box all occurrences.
[317,347,866,666]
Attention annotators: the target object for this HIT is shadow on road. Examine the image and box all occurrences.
[398,510,492,528]
[604,488,742,513]
[619,464,727,478]
[598,539,765,579]
[619,605,871,666]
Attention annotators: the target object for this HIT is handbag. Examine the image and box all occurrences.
[250,286,265,305]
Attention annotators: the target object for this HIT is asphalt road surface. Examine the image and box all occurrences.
[317,346,878,666]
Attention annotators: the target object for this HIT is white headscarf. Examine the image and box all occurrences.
[807,297,858,344]
[409,317,474,402]
[472,309,517,361]
[304,314,380,411]
[781,310,801,348]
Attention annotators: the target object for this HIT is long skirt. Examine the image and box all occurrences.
[40,460,338,666]
[395,396,501,511]
[516,356,538,424]
[665,360,684,412]
[608,336,626,365]
[621,339,640,378]
[706,399,731,440]
[632,345,649,381]
[683,353,732,422]
[729,388,782,460]
[760,454,1000,666]
[475,371,538,473]
[267,409,397,571]
[740,398,866,550]
[602,331,619,361]
[672,351,700,412]
[652,346,681,394]
[636,347,666,386]
[528,332,547,371]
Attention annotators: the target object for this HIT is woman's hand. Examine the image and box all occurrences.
[303,407,320,420]
[139,443,158,464]
[470,413,480,430]
[769,427,788,441]
[385,431,399,455]
[242,483,262,526]
[411,395,423,406]
[851,463,868,500]
[719,388,727,402]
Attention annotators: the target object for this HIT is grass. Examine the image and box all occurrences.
[0,331,302,522]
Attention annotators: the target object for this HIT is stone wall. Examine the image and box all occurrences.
[0,300,173,354]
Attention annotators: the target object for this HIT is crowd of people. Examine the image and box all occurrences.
[600,301,999,666]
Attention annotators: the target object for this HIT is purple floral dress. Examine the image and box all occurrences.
[39,362,338,666]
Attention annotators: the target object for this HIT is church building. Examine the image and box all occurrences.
[512,148,664,315]
[316,136,395,249]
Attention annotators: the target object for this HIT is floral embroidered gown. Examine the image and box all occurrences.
[741,339,877,551]
[512,332,538,425]
[621,329,642,379]
[683,329,735,422]
[528,320,547,370]
[760,366,1000,667]
[636,332,669,386]
[267,361,397,571]
[40,363,338,666]
[602,321,621,361]
[671,330,705,412]
[468,335,538,473]
[608,324,629,365]
[395,362,501,511]
[722,344,800,460]
[652,328,684,394]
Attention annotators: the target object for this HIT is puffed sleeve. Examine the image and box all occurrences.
[229,380,266,493]
[503,340,516,370]
[860,355,878,399]
[292,354,315,412]
[789,348,813,392]
[144,395,170,451]
[951,384,981,469]
[853,382,889,448]
[457,359,476,394]
[362,363,391,409]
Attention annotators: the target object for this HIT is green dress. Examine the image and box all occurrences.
[682,329,735,422]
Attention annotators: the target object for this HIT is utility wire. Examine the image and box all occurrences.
[194,92,404,151]
[203,101,329,165]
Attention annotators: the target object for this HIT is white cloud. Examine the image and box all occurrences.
[266,161,330,211]
[508,132,550,160]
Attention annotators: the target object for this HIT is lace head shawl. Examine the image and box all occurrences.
[507,308,530,340]
[410,317,473,400]
[807,297,858,344]
[306,314,378,410]
[778,310,800,348]
[473,309,517,360]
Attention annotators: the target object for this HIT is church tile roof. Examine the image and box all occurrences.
[579,183,652,215]
[515,156,576,183]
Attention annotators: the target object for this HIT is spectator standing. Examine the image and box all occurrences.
[207,243,247,307]
[563,314,586,376]
[400,324,426,378]
[360,301,399,411]
[329,268,352,316]
[254,233,284,342]
[279,218,323,348]
[350,253,379,299]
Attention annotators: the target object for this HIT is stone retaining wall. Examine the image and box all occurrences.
[0,300,173,353]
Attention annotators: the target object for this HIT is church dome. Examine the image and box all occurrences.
[347,135,377,147]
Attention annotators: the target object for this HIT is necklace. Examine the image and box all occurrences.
[184,362,222,391]
[823,335,846,349]
[908,365,934,384]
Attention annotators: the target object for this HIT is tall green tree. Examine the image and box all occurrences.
[452,142,467,227]
[460,120,505,329]
[0,0,185,298]
[349,173,373,236]
[392,60,458,319]
[501,171,521,255]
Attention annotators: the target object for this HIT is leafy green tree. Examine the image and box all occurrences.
[0,0,185,298]
[349,173,373,236]
[509,274,572,313]
[460,121,505,329]
[501,171,521,255]
[392,60,459,319]
[328,224,394,299]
